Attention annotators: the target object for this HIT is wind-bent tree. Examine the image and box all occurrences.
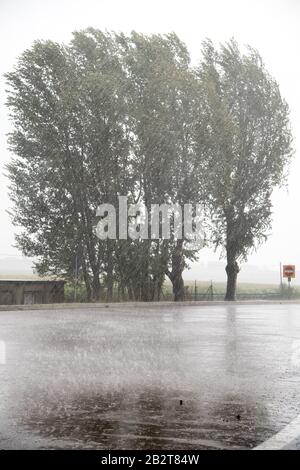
[6,32,292,303]
[118,32,202,301]
[195,40,293,300]
[6,30,132,301]
[6,30,204,302]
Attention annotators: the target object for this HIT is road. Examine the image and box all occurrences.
[0,303,300,450]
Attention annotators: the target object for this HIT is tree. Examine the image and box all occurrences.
[5,30,132,301]
[7,33,291,303]
[118,32,202,301]
[195,39,293,300]
[6,30,203,302]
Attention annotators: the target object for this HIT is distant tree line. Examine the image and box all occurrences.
[5,30,293,301]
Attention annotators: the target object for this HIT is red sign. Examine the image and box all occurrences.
[283,265,296,279]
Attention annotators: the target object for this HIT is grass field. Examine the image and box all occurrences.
[1,274,299,301]
[0,274,57,280]
[163,280,300,300]
[179,280,282,293]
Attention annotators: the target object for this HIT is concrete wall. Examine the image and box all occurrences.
[0,281,65,305]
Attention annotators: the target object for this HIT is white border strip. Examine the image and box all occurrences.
[255,415,300,450]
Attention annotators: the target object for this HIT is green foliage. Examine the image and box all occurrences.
[193,39,293,299]
[195,39,293,261]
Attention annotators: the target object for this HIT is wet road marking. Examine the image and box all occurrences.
[255,415,300,450]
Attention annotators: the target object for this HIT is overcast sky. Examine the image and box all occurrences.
[0,0,299,282]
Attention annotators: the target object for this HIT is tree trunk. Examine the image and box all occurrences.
[152,275,164,301]
[140,240,151,301]
[106,280,113,302]
[127,284,134,301]
[166,240,185,302]
[81,258,92,302]
[120,283,125,301]
[106,243,114,302]
[172,272,185,301]
[92,274,101,302]
[141,275,150,301]
[225,260,239,301]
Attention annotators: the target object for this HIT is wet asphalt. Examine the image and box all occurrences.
[0,303,300,450]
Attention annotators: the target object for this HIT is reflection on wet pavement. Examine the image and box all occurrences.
[0,304,300,449]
